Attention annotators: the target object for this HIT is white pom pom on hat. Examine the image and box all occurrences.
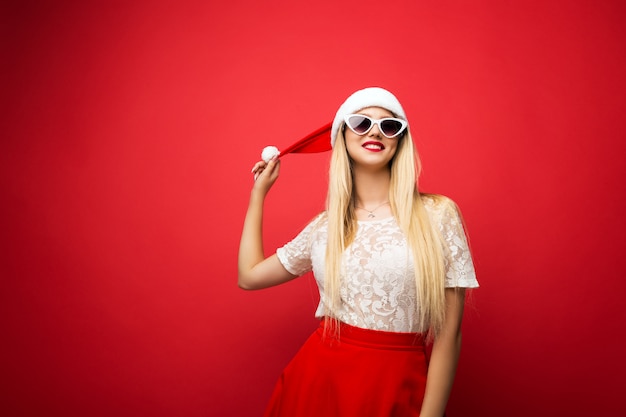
[330,87,407,148]
[261,146,280,163]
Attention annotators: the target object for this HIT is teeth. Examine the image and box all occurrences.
[364,143,383,150]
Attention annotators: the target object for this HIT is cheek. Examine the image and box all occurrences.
[345,143,358,160]
[344,135,361,154]
[387,140,399,155]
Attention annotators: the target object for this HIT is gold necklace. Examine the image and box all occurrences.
[355,201,389,218]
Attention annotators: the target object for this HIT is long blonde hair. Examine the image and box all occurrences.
[324,126,447,339]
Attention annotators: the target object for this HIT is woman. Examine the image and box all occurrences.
[238,87,478,417]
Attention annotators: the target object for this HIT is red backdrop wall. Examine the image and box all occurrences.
[2,1,625,416]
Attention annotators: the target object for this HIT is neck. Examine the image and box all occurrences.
[352,166,391,206]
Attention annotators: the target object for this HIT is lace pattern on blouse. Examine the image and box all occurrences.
[276,196,478,333]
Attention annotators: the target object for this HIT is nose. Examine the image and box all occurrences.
[368,123,382,138]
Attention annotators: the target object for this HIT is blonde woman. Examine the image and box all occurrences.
[238,87,478,417]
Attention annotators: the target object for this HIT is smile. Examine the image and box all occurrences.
[362,141,385,151]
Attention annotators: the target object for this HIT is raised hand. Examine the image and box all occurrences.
[250,156,281,195]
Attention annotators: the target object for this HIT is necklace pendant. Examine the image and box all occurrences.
[367,212,375,218]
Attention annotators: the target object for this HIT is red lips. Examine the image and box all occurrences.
[362,141,385,152]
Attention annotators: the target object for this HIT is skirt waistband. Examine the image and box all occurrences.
[318,318,425,351]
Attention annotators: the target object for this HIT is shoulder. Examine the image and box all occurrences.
[419,194,469,238]
[298,211,328,235]
[279,211,328,254]
[419,193,459,217]
[310,211,328,227]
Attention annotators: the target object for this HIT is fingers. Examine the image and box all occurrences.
[251,160,267,181]
[251,162,264,181]
[268,158,281,182]
[251,157,280,182]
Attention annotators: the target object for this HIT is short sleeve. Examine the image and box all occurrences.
[276,214,325,277]
[435,198,479,289]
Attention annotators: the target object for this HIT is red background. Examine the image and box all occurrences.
[2,1,625,416]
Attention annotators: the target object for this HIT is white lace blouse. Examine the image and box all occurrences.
[276,196,478,333]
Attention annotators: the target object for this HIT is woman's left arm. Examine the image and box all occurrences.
[419,288,466,417]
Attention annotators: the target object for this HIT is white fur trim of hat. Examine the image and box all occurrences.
[330,87,408,148]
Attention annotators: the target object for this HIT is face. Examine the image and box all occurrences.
[343,107,401,170]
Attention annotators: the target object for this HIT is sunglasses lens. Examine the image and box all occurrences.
[347,115,372,134]
[380,119,404,137]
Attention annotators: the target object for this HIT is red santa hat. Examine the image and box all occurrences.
[261,87,407,161]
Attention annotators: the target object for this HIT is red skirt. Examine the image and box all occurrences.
[263,319,428,417]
